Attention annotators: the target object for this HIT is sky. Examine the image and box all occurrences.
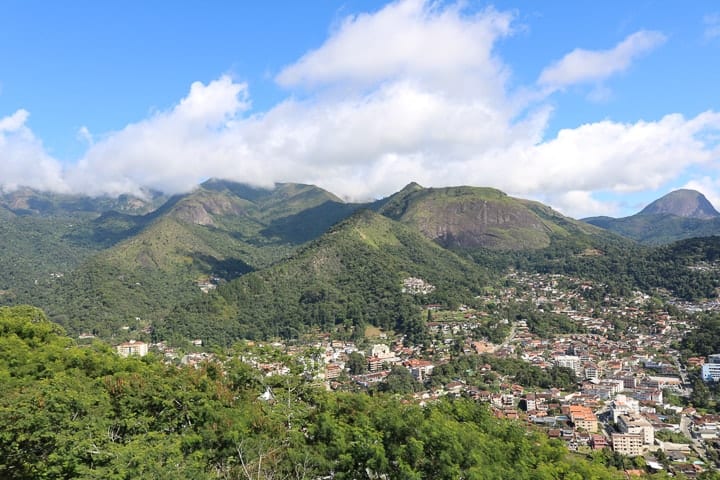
[1,0,719,218]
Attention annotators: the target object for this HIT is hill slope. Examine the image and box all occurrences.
[43,181,364,337]
[156,210,490,344]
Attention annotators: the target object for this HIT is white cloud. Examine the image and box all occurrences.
[0,110,67,192]
[77,126,93,145]
[545,191,620,219]
[1,1,717,221]
[538,30,666,90]
[276,0,514,96]
[0,109,29,132]
[65,0,529,198]
[66,76,254,196]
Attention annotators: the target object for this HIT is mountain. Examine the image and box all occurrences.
[585,189,720,245]
[639,189,720,219]
[155,209,489,344]
[0,188,167,307]
[378,184,608,250]
[42,180,366,336]
[0,187,165,217]
[4,179,712,344]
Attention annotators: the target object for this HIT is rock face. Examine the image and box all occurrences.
[639,189,720,219]
[380,186,556,250]
[170,193,251,226]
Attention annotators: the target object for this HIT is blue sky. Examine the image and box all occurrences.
[1,0,719,217]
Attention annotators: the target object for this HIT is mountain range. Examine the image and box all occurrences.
[2,180,719,344]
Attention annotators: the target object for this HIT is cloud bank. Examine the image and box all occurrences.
[1,0,719,218]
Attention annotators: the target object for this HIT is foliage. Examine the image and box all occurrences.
[655,429,692,444]
[157,210,488,345]
[681,313,720,358]
[430,353,578,392]
[472,235,720,301]
[0,305,629,479]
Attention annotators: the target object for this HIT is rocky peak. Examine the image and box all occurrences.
[639,189,720,219]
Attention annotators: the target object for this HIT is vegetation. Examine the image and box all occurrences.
[2,180,720,347]
[681,313,720,358]
[156,210,489,345]
[472,235,720,301]
[0,305,633,479]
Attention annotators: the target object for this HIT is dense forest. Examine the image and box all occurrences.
[154,211,488,345]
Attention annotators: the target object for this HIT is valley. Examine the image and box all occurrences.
[3,180,720,478]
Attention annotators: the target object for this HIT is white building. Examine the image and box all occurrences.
[554,354,583,377]
[610,394,640,423]
[702,354,720,383]
[116,340,148,357]
[617,414,654,446]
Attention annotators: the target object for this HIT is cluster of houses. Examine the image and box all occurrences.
[110,269,720,475]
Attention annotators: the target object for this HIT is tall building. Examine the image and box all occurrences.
[568,405,598,433]
[701,354,720,383]
[554,354,583,377]
[612,433,644,457]
[617,414,654,446]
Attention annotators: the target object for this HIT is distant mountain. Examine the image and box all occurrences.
[0,188,167,309]
[584,189,720,245]
[639,189,720,219]
[1,178,702,343]
[0,187,165,217]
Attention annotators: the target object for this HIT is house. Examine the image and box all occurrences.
[590,434,608,450]
[325,363,342,380]
[405,359,435,381]
[617,414,654,445]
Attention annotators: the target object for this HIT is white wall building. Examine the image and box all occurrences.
[702,354,720,383]
[116,340,148,357]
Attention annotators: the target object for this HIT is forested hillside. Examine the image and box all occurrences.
[2,181,720,345]
[156,210,489,345]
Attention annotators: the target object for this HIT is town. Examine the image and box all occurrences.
[113,270,720,478]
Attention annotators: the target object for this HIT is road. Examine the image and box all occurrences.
[680,414,708,463]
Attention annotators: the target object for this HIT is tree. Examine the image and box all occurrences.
[381,366,419,394]
[691,377,711,409]
[347,351,367,375]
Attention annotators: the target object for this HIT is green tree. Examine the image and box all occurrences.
[347,351,367,375]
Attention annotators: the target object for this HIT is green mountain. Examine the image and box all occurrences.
[378,184,608,250]
[4,179,719,344]
[0,187,169,308]
[584,189,720,244]
[42,180,364,337]
[156,209,489,345]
